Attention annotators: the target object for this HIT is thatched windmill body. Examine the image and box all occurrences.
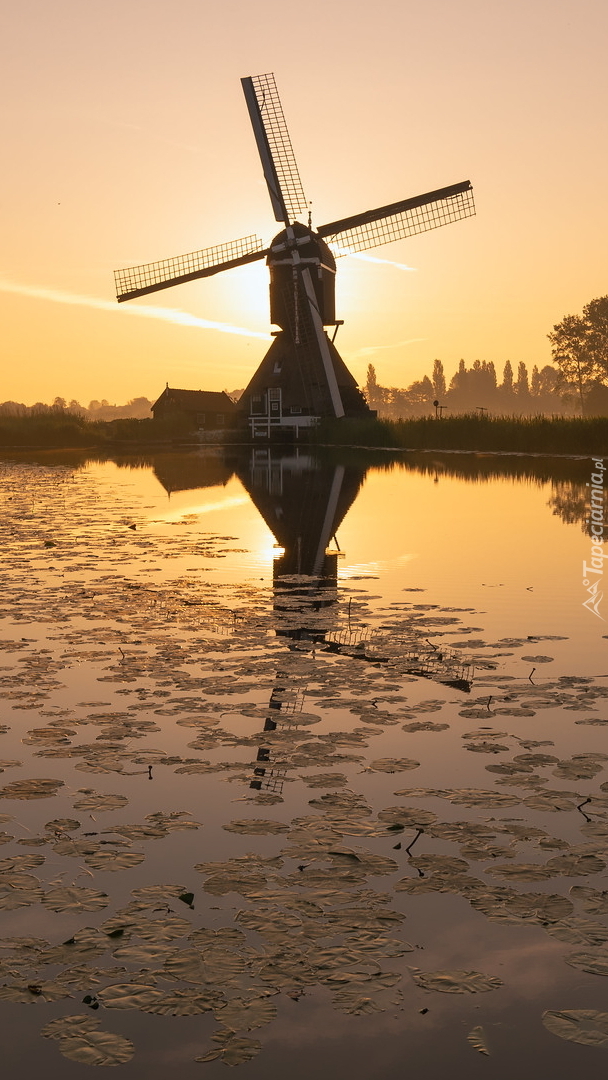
[115,73,475,436]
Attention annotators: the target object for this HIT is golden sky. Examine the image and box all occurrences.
[1,0,607,405]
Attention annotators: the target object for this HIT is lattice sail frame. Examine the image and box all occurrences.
[243,73,308,223]
[114,235,266,302]
[318,182,475,256]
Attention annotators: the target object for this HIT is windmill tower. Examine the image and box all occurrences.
[115,73,475,437]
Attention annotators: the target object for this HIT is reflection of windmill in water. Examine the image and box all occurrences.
[237,450,473,795]
[237,449,364,634]
[115,73,475,437]
[238,450,473,691]
[238,449,364,795]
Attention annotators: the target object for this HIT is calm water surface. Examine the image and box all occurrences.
[0,447,606,1079]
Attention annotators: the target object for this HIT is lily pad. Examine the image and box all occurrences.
[72,793,129,812]
[196,1030,262,1066]
[408,967,503,994]
[542,1009,608,1048]
[564,952,608,976]
[367,758,420,773]
[42,886,109,913]
[215,993,277,1031]
[84,851,146,872]
[0,778,64,800]
[222,819,289,835]
[142,989,221,1015]
[97,982,164,1009]
[59,1029,135,1066]
[41,1014,135,1065]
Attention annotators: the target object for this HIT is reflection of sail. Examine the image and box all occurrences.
[249,675,306,797]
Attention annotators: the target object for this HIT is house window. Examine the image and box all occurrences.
[268,388,282,415]
[216,413,225,425]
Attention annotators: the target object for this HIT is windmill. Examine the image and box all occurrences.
[115,73,475,436]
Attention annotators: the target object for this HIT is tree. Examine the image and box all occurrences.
[408,376,434,404]
[584,296,608,374]
[432,359,446,399]
[549,296,608,413]
[501,361,513,392]
[365,363,380,407]
[530,365,541,396]
[537,365,561,396]
[515,362,529,396]
[447,360,468,405]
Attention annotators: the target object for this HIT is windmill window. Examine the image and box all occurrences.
[268,388,282,414]
[273,362,282,374]
[290,406,302,414]
[216,413,225,425]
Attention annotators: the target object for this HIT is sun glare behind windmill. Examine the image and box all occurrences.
[115,72,475,437]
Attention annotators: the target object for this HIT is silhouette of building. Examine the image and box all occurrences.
[151,388,237,431]
[149,449,235,494]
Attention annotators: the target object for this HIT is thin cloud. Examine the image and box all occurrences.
[329,245,416,271]
[0,280,272,341]
[351,338,426,359]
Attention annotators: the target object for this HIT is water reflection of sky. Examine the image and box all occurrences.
[89,450,603,672]
[0,448,607,1079]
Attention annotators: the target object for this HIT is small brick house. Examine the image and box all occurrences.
[151,387,237,430]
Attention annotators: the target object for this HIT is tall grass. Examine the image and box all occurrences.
[0,412,94,448]
[2,410,607,455]
[0,413,183,448]
[316,414,608,454]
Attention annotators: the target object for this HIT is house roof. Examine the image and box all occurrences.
[152,388,236,412]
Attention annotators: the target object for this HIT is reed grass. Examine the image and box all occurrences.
[0,414,178,448]
[2,410,607,455]
[317,414,608,455]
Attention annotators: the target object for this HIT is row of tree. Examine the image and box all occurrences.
[0,397,154,420]
[0,392,244,420]
[365,295,608,418]
[365,360,572,418]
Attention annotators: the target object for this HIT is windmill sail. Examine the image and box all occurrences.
[242,73,308,224]
[115,235,267,302]
[318,181,475,255]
